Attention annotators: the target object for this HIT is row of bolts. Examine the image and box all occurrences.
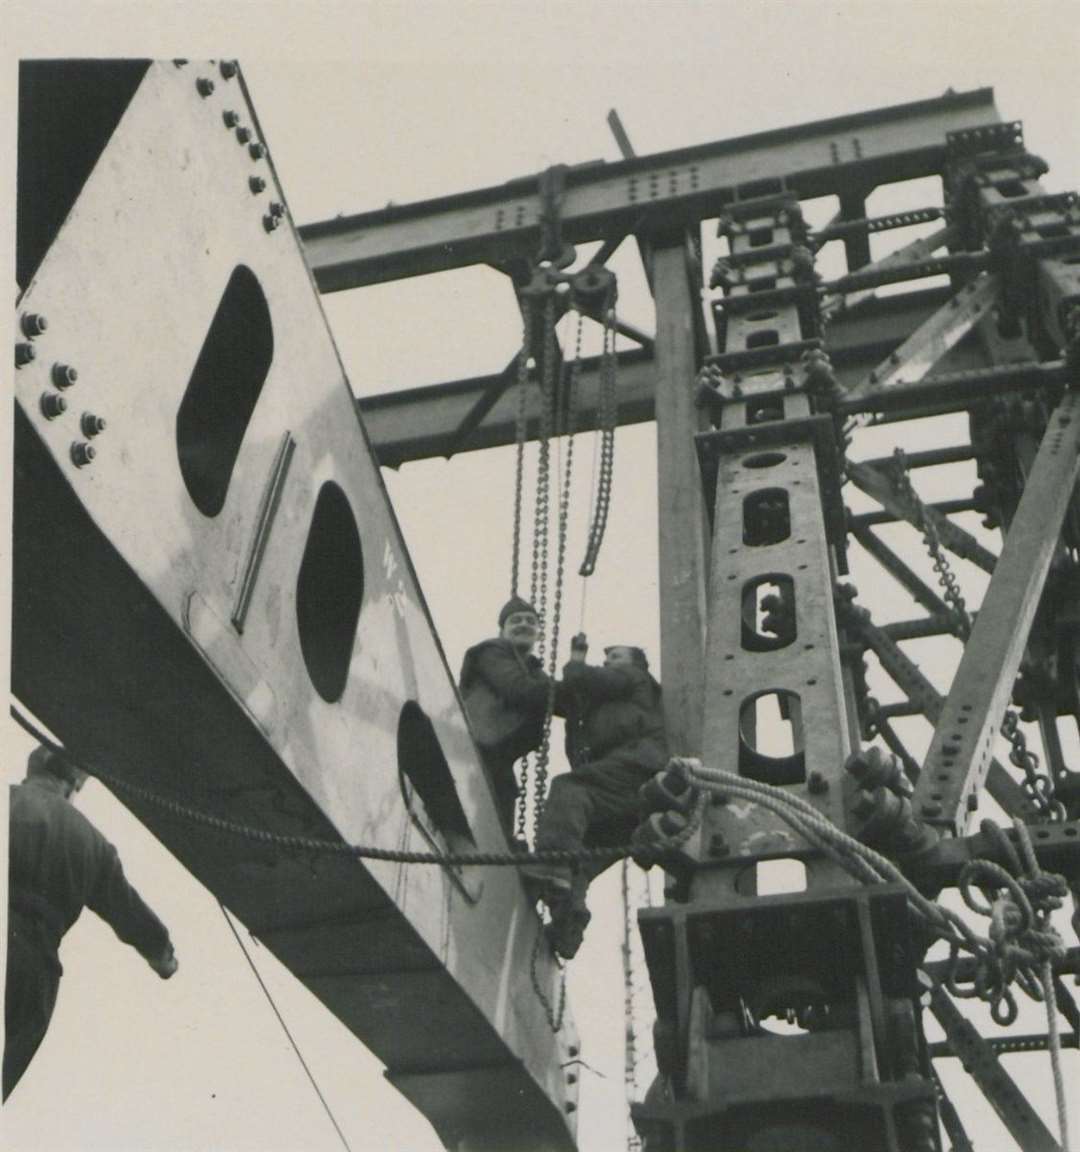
[15,312,102,468]
[13,60,285,469]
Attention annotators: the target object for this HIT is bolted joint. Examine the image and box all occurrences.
[248,141,266,160]
[15,342,36,368]
[52,362,78,389]
[81,413,107,438]
[21,312,48,338]
[222,109,240,128]
[249,176,267,195]
[70,441,96,467]
[40,392,67,419]
[235,126,252,144]
[195,77,215,98]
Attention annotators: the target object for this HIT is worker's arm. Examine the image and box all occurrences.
[472,644,551,711]
[561,661,637,700]
[86,834,177,978]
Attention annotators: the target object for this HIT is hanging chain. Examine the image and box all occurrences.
[530,920,567,1032]
[580,298,618,576]
[510,301,534,597]
[621,858,643,1152]
[534,308,581,829]
[888,448,1062,819]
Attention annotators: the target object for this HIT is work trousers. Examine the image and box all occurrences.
[536,747,657,889]
[480,751,519,841]
[4,911,61,1101]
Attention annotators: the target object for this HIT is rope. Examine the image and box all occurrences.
[10,704,689,870]
[220,904,354,1152]
[672,756,1073,1145]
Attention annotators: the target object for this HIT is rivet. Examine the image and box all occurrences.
[235,126,252,144]
[219,60,238,80]
[249,176,267,194]
[196,77,215,98]
[807,771,829,794]
[40,393,67,419]
[70,441,96,467]
[565,1103,577,1114]
[52,363,78,389]
[21,312,48,338]
[248,142,266,160]
[81,413,107,438]
[568,1046,579,1058]
[222,110,240,128]
[268,201,286,218]
[263,213,281,233]
[15,343,37,368]
[566,1073,577,1084]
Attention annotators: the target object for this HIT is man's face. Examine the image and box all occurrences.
[501,611,540,652]
[604,646,636,669]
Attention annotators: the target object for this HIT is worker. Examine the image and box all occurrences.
[523,635,668,958]
[459,596,565,841]
[5,745,178,1101]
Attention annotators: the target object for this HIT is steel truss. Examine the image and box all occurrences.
[295,91,1080,1151]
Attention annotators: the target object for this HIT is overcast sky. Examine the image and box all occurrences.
[3,3,1079,1151]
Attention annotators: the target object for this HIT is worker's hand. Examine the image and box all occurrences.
[149,945,178,980]
[569,632,588,663]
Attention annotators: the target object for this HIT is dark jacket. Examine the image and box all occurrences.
[8,777,171,971]
[562,661,668,770]
[459,639,565,766]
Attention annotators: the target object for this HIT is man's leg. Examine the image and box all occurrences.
[3,926,60,1102]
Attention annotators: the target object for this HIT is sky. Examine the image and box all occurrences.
[3,2,1080,1151]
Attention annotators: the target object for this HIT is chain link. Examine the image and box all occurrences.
[510,301,534,597]
[580,299,618,576]
[530,919,567,1032]
[887,449,1062,819]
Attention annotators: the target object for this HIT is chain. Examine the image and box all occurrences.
[621,858,642,1152]
[511,301,534,597]
[530,920,567,1032]
[533,312,582,829]
[580,299,618,576]
[888,449,1062,820]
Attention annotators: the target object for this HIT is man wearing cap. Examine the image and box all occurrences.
[4,745,178,1100]
[524,636,667,957]
[459,596,567,840]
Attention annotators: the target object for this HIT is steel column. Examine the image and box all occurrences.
[653,242,708,756]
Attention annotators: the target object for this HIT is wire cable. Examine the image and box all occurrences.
[219,904,354,1152]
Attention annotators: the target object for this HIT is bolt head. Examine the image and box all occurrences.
[219,60,238,80]
[236,126,252,144]
[40,392,67,419]
[196,77,215,98]
[249,176,266,194]
[807,771,829,794]
[52,363,78,389]
[222,110,240,128]
[21,312,48,338]
[263,213,281,233]
[15,342,37,367]
[248,142,266,160]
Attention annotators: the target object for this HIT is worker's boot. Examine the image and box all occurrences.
[545,899,591,960]
[520,861,572,904]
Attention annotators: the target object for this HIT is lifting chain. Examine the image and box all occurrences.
[510,300,534,597]
[533,309,582,830]
[887,449,1063,820]
[530,917,567,1033]
[580,295,618,576]
[621,857,643,1152]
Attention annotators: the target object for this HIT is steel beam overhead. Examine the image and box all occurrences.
[846,273,999,399]
[300,89,998,291]
[357,288,990,466]
[914,393,1080,832]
